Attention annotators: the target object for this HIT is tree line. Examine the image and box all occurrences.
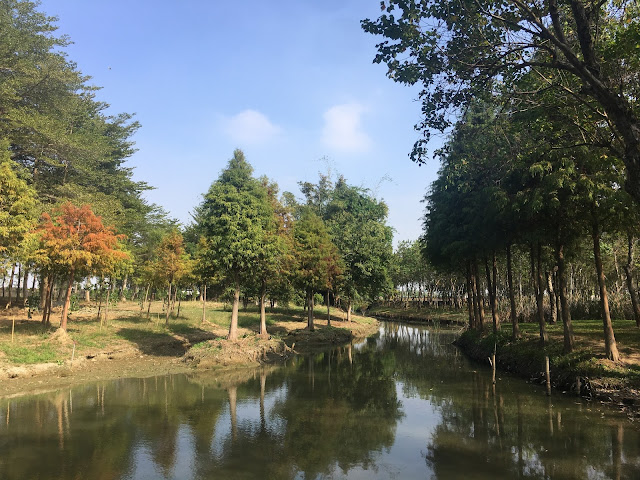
[363,0,640,361]
[0,1,394,339]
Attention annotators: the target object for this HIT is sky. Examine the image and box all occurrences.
[38,0,443,246]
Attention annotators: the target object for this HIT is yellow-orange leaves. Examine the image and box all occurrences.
[38,203,129,330]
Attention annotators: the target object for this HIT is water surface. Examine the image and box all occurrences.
[1,323,638,479]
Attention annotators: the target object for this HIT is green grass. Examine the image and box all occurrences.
[67,328,109,349]
[0,343,60,364]
[0,299,372,366]
[367,304,467,323]
[458,317,640,388]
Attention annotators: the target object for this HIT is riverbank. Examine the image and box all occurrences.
[368,305,640,416]
[455,326,640,417]
[0,301,379,398]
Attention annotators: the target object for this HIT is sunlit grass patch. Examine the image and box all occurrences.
[0,343,60,364]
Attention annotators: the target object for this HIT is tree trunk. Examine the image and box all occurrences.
[484,254,500,333]
[591,214,620,361]
[556,242,574,353]
[259,281,268,337]
[623,234,640,327]
[326,289,331,326]
[346,297,352,323]
[228,386,238,443]
[165,282,172,325]
[45,275,54,326]
[473,259,485,330]
[30,273,36,297]
[6,263,15,308]
[56,280,64,302]
[60,269,74,331]
[104,282,111,326]
[531,244,548,345]
[307,289,315,332]
[547,270,557,324]
[42,274,53,326]
[507,244,520,340]
[15,264,21,302]
[120,273,128,301]
[141,284,149,312]
[228,274,240,340]
[97,285,103,323]
[466,262,475,329]
[201,284,206,325]
[171,287,177,315]
[40,274,47,312]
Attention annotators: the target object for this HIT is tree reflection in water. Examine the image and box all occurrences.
[0,323,639,479]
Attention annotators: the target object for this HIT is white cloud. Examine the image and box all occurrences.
[321,103,371,153]
[223,109,282,144]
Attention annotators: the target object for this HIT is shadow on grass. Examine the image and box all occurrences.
[0,318,56,336]
[117,326,219,357]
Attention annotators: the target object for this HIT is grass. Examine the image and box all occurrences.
[457,317,640,389]
[0,343,59,364]
[0,299,365,365]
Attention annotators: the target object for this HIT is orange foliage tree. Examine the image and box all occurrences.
[148,229,192,325]
[38,203,129,330]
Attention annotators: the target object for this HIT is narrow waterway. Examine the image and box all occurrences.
[1,322,638,479]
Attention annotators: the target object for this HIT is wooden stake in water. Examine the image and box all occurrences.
[492,342,497,385]
[545,356,551,396]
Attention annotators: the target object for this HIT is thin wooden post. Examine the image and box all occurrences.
[492,342,496,385]
[11,316,15,343]
[545,356,551,396]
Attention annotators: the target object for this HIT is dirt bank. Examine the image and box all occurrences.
[0,306,379,399]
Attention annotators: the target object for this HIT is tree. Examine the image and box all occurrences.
[292,209,339,331]
[362,1,640,203]
[325,178,393,320]
[149,230,192,325]
[252,177,292,336]
[0,140,37,257]
[37,203,129,330]
[197,150,275,341]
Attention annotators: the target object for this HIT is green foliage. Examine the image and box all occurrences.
[298,174,393,304]
[362,1,640,204]
[197,150,276,284]
[292,208,338,295]
[0,140,37,257]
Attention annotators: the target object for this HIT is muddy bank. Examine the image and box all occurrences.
[183,321,378,369]
[454,329,640,418]
[0,317,379,399]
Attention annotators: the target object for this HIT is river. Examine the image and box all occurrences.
[1,322,638,479]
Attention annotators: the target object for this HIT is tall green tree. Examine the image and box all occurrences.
[292,209,339,331]
[325,177,393,320]
[0,140,36,257]
[197,150,275,341]
[362,1,640,203]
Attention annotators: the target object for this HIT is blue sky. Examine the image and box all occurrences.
[38,0,442,246]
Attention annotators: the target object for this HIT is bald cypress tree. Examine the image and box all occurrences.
[197,150,275,341]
